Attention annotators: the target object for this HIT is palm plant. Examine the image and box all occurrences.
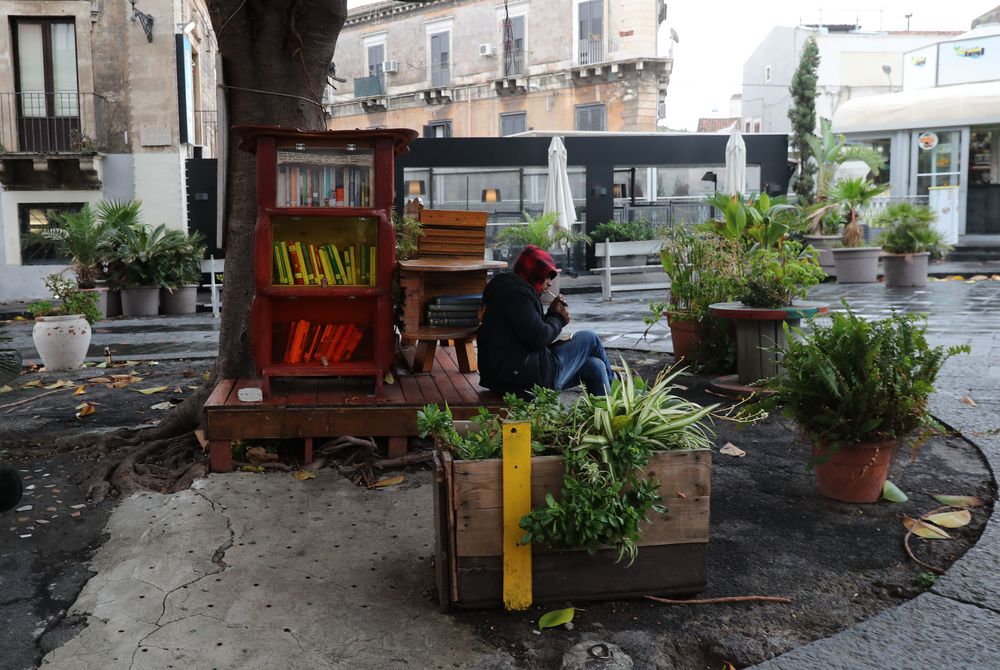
[109,223,172,287]
[26,206,114,288]
[873,203,951,258]
[493,212,590,251]
[160,229,207,289]
[828,177,890,247]
[806,118,885,199]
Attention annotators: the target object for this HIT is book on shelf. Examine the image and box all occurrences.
[282,320,367,364]
[431,293,483,305]
[426,303,482,314]
[271,240,377,286]
[276,160,372,208]
[426,317,480,327]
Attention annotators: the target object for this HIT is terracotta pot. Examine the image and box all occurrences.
[811,440,896,503]
[666,315,700,362]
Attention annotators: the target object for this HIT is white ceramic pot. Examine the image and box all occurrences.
[32,314,92,371]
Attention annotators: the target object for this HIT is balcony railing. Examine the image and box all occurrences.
[354,73,386,99]
[577,37,605,66]
[501,48,525,76]
[0,92,106,153]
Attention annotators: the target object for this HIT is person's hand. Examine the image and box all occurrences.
[548,295,570,324]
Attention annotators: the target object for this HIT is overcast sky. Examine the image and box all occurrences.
[346,1,996,130]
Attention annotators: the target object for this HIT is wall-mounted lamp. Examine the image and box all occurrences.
[406,180,425,196]
[481,188,501,203]
[701,171,717,184]
[612,183,627,199]
[130,0,155,43]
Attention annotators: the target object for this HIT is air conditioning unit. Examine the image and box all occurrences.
[479,43,496,57]
[382,60,399,74]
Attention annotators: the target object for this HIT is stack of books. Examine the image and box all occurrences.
[276,154,372,208]
[272,240,376,286]
[282,320,366,364]
[425,294,482,328]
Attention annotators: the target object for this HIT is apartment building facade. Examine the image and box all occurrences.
[0,0,220,301]
[325,0,672,137]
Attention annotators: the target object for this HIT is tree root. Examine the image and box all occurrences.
[645,595,792,606]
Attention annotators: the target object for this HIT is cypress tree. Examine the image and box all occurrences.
[788,36,820,204]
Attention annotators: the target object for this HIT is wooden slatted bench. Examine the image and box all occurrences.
[591,239,670,300]
[397,210,505,372]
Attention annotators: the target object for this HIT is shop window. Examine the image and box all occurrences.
[18,203,80,264]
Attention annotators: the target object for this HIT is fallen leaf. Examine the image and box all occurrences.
[88,376,112,384]
[95,361,107,368]
[931,494,987,508]
[881,481,908,503]
[370,475,404,488]
[239,465,265,473]
[720,442,746,457]
[384,371,395,385]
[187,385,201,390]
[925,510,972,529]
[182,370,198,378]
[150,401,175,410]
[992,275,1000,281]
[110,381,130,389]
[124,360,140,366]
[947,275,965,281]
[76,402,96,418]
[724,663,736,670]
[538,607,575,630]
[676,491,688,499]
[70,511,81,518]
[73,385,86,395]
[293,470,317,480]
[0,385,12,393]
[970,274,988,281]
[173,386,183,393]
[136,385,169,395]
[903,515,951,540]
[960,395,977,407]
[16,505,32,512]
[22,380,42,388]
[69,504,86,509]
[42,380,73,390]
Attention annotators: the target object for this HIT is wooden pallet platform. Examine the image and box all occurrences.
[204,346,503,472]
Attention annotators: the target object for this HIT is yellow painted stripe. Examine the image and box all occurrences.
[502,420,532,611]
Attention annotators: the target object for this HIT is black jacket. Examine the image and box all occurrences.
[477,272,566,394]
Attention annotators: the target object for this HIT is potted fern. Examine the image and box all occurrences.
[767,307,969,503]
[873,203,950,288]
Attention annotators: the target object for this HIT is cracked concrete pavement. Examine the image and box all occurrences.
[40,472,502,670]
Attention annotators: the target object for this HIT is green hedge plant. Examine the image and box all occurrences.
[874,203,951,258]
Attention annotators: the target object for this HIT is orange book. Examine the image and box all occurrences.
[287,244,305,285]
[282,320,300,363]
[313,324,335,365]
[340,325,365,362]
[289,319,311,363]
[330,324,357,362]
[319,323,345,363]
[301,323,322,363]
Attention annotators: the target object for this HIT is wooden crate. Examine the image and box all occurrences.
[433,448,711,610]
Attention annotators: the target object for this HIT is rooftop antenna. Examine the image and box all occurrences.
[905,13,913,31]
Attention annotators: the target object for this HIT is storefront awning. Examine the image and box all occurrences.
[832,81,1000,134]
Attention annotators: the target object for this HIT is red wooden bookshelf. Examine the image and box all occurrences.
[234,126,417,397]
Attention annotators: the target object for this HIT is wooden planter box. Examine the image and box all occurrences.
[432,448,711,610]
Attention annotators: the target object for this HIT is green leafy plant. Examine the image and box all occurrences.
[806,118,886,200]
[107,223,173,288]
[873,203,951,258]
[789,36,820,204]
[28,274,101,325]
[588,219,659,243]
[657,226,743,319]
[520,362,717,564]
[809,177,890,247]
[493,212,590,252]
[392,210,424,261]
[160,229,207,289]
[703,192,797,252]
[766,305,969,454]
[23,205,114,288]
[741,241,825,309]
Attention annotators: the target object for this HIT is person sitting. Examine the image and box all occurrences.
[478,244,613,397]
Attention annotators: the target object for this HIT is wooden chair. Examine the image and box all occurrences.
[397,209,506,372]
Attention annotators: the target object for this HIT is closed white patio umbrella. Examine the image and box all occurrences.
[724,125,747,196]
[543,136,577,245]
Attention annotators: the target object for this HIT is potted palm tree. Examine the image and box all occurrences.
[108,223,172,316]
[767,308,969,503]
[160,229,207,314]
[493,212,590,299]
[873,203,951,288]
[825,177,889,284]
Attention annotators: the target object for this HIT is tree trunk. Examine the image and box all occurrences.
[206,0,347,382]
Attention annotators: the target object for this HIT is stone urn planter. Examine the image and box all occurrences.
[32,314,92,371]
[803,234,840,275]
[831,247,882,284]
[120,286,161,317]
[160,285,199,315]
[882,252,930,288]
[811,441,896,503]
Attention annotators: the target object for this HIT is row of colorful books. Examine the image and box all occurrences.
[276,164,371,208]
[282,320,366,365]
[272,240,376,286]
[425,293,482,328]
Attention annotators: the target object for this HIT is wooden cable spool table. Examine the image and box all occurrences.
[397,257,507,373]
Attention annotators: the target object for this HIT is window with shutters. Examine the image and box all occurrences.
[430,31,451,87]
[500,112,526,136]
[575,103,605,131]
[423,121,452,138]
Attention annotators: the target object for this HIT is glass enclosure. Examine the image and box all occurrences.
[914,130,961,195]
[969,127,999,186]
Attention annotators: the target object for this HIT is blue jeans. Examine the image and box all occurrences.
[552,330,614,395]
